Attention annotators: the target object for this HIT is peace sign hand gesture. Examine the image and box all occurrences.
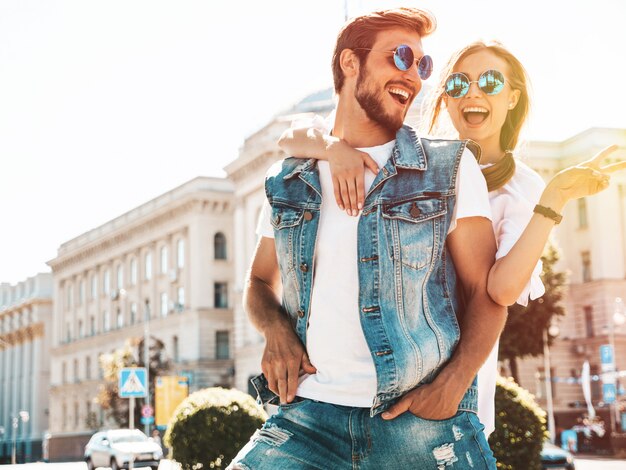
[546,145,626,209]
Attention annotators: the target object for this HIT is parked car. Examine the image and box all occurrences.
[84,429,163,470]
[541,441,575,470]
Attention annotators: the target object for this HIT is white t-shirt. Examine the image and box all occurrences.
[257,141,491,407]
[477,158,546,436]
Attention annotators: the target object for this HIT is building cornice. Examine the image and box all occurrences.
[48,193,233,273]
[0,321,45,348]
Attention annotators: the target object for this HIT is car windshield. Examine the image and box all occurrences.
[109,431,148,443]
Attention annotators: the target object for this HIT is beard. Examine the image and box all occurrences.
[354,67,404,133]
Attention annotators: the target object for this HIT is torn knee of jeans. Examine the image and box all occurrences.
[432,442,458,468]
[228,464,251,470]
[252,423,293,447]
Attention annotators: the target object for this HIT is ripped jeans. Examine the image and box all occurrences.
[227,398,496,470]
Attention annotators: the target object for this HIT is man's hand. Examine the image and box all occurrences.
[262,321,316,404]
[381,372,467,421]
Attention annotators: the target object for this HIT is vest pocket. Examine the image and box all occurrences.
[382,197,446,270]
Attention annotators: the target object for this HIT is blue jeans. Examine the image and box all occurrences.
[227,398,496,469]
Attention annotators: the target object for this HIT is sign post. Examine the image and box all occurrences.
[119,367,148,470]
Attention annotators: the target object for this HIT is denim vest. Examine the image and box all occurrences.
[252,125,478,417]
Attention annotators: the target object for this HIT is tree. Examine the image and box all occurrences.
[164,387,267,469]
[97,336,171,427]
[489,376,548,469]
[498,243,567,383]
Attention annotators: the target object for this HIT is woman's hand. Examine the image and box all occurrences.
[327,140,379,216]
[543,145,626,210]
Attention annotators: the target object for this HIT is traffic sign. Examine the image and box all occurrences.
[603,383,616,403]
[600,344,614,365]
[119,367,148,398]
[142,405,154,417]
[141,416,155,425]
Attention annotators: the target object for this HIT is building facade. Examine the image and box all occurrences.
[0,273,53,463]
[46,177,236,460]
[514,128,626,431]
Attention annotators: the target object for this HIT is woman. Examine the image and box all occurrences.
[277,40,625,436]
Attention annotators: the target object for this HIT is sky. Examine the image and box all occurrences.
[1,0,625,285]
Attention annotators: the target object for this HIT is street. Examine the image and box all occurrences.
[1,456,626,469]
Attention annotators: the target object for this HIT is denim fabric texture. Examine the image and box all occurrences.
[253,125,478,417]
[227,399,497,470]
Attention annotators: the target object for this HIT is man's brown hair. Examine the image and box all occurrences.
[332,7,436,93]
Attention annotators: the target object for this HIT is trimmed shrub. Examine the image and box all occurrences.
[164,387,267,469]
[489,376,548,470]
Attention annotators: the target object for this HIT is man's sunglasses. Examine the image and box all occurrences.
[355,44,433,80]
[444,70,506,98]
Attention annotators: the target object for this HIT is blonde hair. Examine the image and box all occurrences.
[425,40,531,153]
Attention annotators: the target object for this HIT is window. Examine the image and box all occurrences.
[216,331,230,359]
[584,306,594,338]
[66,322,71,342]
[177,287,185,309]
[103,311,110,332]
[160,246,168,274]
[79,280,85,305]
[66,284,73,310]
[74,402,79,427]
[90,316,96,336]
[116,264,124,290]
[177,239,185,268]
[130,258,137,285]
[130,302,137,325]
[173,336,179,362]
[578,198,588,228]
[62,403,67,430]
[581,251,592,282]
[78,320,84,339]
[214,232,227,260]
[103,269,110,295]
[161,293,168,317]
[145,252,153,280]
[86,357,91,380]
[90,274,97,299]
[116,308,123,329]
[214,282,228,308]
[62,361,67,384]
[74,359,79,383]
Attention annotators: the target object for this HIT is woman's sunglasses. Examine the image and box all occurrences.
[444,70,506,98]
[355,44,433,80]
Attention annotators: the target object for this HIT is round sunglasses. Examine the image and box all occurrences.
[355,44,433,80]
[445,70,506,98]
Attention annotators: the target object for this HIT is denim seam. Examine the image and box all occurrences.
[465,411,495,468]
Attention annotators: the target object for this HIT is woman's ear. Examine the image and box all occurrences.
[508,89,521,110]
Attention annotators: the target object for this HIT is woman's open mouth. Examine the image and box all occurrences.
[462,106,489,125]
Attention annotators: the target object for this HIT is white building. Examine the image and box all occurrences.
[46,177,236,460]
[0,273,53,463]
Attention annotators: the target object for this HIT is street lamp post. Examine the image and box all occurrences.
[543,324,559,443]
[607,297,625,434]
[11,411,29,464]
[144,299,151,436]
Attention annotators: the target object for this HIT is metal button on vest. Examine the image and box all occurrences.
[410,203,421,218]
[304,211,313,221]
[275,214,281,224]
[382,167,389,176]
[297,309,305,318]
[300,263,308,272]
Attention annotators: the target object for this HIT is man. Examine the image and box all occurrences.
[229,7,506,469]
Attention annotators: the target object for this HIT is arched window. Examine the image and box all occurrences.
[214,232,227,260]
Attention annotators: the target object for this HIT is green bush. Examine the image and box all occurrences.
[489,376,548,470]
[164,387,267,469]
